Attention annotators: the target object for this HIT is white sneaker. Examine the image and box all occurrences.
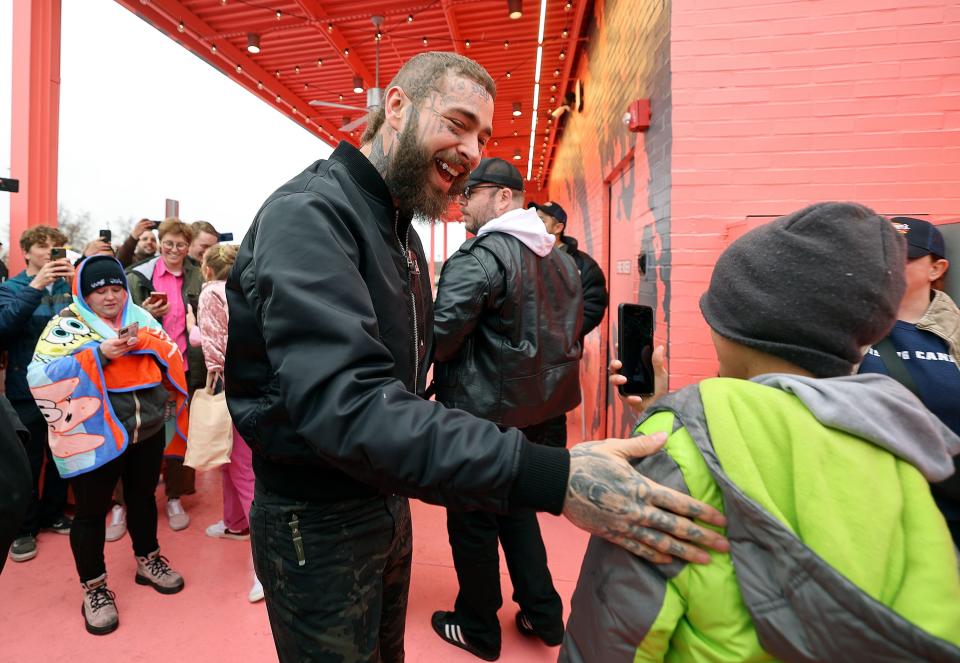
[248,576,264,603]
[105,504,127,542]
[166,498,190,531]
[205,520,227,538]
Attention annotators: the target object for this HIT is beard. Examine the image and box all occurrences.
[383,122,470,222]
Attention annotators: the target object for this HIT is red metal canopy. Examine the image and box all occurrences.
[113,0,592,194]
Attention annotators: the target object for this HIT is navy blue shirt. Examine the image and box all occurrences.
[861,321,960,523]
[861,321,960,436]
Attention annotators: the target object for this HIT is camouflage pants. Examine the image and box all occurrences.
[250,488,412,663]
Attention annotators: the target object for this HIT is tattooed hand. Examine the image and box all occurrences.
[563,432,729,564]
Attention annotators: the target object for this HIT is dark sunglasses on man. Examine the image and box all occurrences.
[461,184,502,200]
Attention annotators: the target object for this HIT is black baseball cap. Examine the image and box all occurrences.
[465,158,524,191]
[527,201,568,225]
[890,217,946,259]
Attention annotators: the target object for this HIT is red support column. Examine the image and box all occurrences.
[9,0,61,274]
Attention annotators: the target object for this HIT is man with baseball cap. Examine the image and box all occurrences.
[431,157,584,659]
[529,201,608,340]
[860,216,959,544]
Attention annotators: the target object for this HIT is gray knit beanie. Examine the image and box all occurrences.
[699,202,906,377]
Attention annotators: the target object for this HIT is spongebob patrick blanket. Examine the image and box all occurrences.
[27,276,189,479]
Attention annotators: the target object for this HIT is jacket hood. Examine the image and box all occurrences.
[72,257,147,339]
[477,207,555,257]
[560,235,580,252]
[752,372,960,482]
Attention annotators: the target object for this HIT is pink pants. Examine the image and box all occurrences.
[222,427,255,531]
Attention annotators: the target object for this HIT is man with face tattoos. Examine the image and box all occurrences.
[225,52,728,663]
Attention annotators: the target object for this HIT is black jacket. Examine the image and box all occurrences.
[559,235,608,338]
[433,223,584,428]
[224,142,569,513]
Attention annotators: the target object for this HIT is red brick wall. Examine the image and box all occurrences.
[548,0,672,441]
[670,0,960,387]
[550,0,960,440]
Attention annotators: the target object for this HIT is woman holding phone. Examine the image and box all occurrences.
[27,256,189,635]
[126,218,206,531]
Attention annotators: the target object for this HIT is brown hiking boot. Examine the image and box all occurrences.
[135,549,184,594]
[81,573,119,635]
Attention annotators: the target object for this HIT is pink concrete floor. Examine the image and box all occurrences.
[0,468,589,662]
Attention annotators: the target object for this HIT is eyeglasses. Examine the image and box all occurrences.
[161,241,189,252]
[461,184,501,200]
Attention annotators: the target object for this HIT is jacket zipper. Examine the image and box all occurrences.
[395,212,419,391]
[132,391,142,445]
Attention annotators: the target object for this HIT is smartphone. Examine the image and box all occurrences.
[218,232,234,242]
[50,247,67,261]
[149,291,168,305]
[99,229,112,243]
[617,303,655,395]
[117,322,139,341]
[149,220,161,230]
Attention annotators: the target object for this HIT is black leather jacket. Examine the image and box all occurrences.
[433,225,584,429]
[224,143,569,513]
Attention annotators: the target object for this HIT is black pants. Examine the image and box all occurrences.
[445,416,567,652]
[250,486,412,663]
[0,397,31,574]
[69,428,165,582]
[11,399,68,536]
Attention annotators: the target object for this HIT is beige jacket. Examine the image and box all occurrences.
[918,290,960,364]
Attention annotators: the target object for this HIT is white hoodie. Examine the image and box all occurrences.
[476,207,555,257]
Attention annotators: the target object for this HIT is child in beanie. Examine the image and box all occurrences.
[561,202,960,663]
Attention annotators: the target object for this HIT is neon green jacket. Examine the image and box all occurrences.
[562,375,960,663]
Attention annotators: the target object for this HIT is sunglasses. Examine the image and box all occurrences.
[461,184,502,200]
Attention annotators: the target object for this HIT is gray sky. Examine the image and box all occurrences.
[0,0,332,247]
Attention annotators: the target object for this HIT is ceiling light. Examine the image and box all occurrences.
[210,44,217,53]
[375,31,382,41]
[294,66,300,74]
[513,149,522,160]
[562,27,570,38]
[235,64,242,73]
[506,71,512,78]
[512,102,522,117]
[504,40,510,49]
[353,76,364,94]
[407,14,414,22]
[275,70,280,78]
[559,50,566,60]
[465,40,471,48]
[275,10,281,19]
[327,23,333,32]
[423,36,429,46]
[554,69,560,77]
[317,58,323,67]
[565,1,572,10]
[508,0,523,19]
[344,48,350,56]
[257,81,263,90]
[177,21,185,33]
[275,95,281,103]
